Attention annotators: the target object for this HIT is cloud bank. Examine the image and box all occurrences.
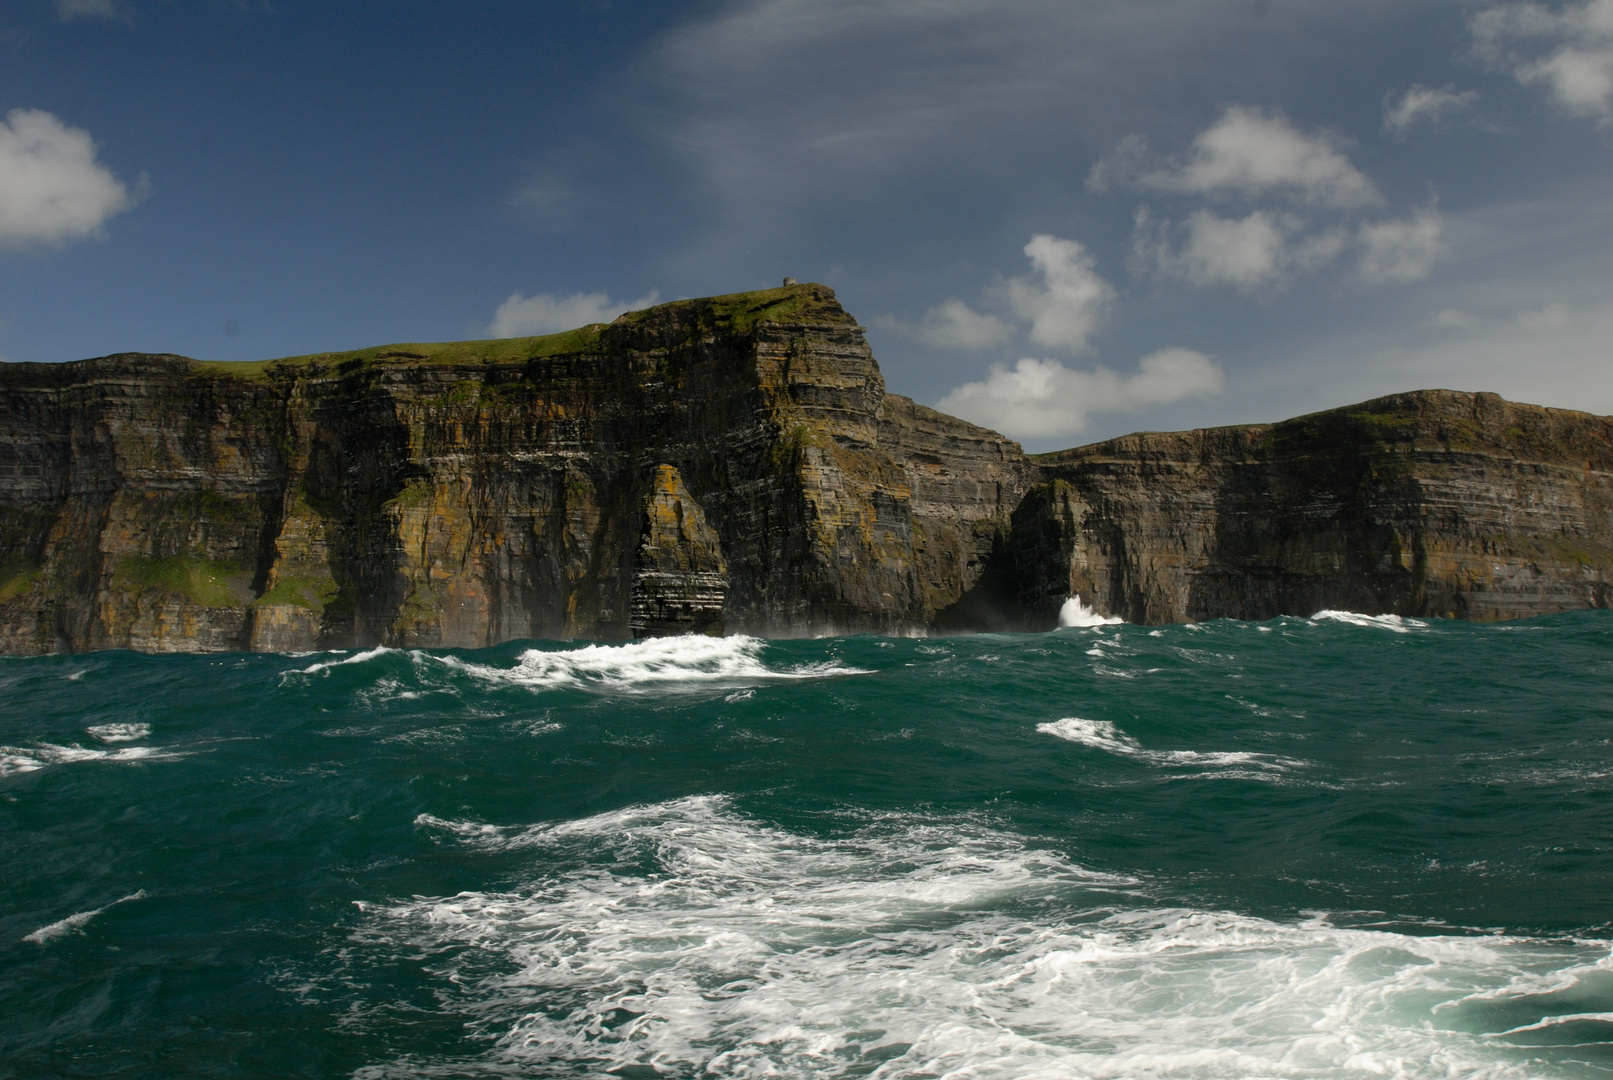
[0,109,140,252]
[488,289,661,338]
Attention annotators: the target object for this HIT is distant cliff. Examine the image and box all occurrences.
[999,390,1613,626]
[0,285,1608,654]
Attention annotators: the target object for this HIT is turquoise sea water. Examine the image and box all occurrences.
[3,611,1613,1078]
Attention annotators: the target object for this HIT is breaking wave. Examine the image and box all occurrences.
[1036,717,1306,777]
[1058,595,1123,628]
[438,635,869,692]
[345,797,1604,1079]
[1309,610,1428,633]
[0,742,177,778]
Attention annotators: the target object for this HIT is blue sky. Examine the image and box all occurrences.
[3,0,1612,449]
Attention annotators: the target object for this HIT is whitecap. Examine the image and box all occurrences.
[1058,595,1123,628]
[0,743,177,778]
[24,890,147,944]
[348,799,1598,1080]
[294,645,394,675]
[87,723,150,743]
[1037,717,1306,776]
[436,635,868,693]
[1309,610,1428,633]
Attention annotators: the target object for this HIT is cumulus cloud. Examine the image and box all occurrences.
[1003,234,1115,352]
[877,298,1013,349]
[936,348,1224,440]
[1473,0,1613,118]
[1094,107,1380,208]
[54,0,122,20]
[1132,207,1351,290]
[1358,208,1445,282]
[487,289,661,338]
[0,109,140,252]
[1383,85,1481,133]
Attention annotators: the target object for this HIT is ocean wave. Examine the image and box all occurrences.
[349,798,1597,1079]
[1058,595,1123,628]
[1309,610,1428,633]
[437,635,870,692]
[294,645,396,675]
[87,722,150,743]
[0,742,180,778]
[1037,717,1306,777]
[23,891,147,944]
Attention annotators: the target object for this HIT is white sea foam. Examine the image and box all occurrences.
[348,798,1604,1079]
[437,634,869,692]
[0,742,176,777]
[87,722,150,743]
[1058,595,1123,628]
[1037,717,1305,776]
[295,645,395,675]
[1309,609,1428,633]
[23,890,147,944]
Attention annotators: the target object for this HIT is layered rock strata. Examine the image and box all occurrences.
[0,285,1025,652]
[2,285,1609,654]
[1007,390,1613,625]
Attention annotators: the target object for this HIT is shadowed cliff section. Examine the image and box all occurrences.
[0,285,1027,653]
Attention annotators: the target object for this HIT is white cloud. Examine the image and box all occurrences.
[54,0,121,20]
[1098,107,1381,208]
[1473,0,1613,118]
[0,109,140,252]
[487,289,661,338]
[1003,234,1115,352]
[877,298,1013,349]
[1133,208,1351,291]
[1177,209,1290,288]
[936,348,1223,440]
[1383,85,1481,134]
[1358,208,1445,282]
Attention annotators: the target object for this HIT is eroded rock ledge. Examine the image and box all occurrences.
[0,284,1608,653]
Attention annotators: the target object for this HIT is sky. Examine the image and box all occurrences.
[2,0,1612,450]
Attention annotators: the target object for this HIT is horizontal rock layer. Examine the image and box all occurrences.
[1,285,1608,654]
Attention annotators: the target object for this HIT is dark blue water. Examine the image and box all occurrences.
[3,610,1613,1078]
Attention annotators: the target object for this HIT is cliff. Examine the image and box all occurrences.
[0,285,1025,653]
[0,285,1608,654]
[1001,390,1613,625]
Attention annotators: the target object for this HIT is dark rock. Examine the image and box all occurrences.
[2,290,1608,655]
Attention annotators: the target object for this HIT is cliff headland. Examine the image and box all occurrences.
[1,283,1608,653]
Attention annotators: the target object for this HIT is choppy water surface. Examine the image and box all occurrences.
[3,612,1613,1078]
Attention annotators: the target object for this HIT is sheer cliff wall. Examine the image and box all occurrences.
[1006,390,1613,625]
[2,284,1609,654]
[0,285,1026,653]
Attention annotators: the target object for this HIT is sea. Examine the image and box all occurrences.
[4,602,1613,1079]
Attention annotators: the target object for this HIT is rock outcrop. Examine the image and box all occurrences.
[1,285,1608,655]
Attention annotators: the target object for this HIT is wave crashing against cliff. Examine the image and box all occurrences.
[1,282,1610,654]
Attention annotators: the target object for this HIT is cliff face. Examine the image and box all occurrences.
[2,287,1609,655]
[0,285,1027,653]
[1010,390,1613,624]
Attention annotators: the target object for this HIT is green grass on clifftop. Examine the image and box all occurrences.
[192,324,610,380]
[190,284,834,381]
